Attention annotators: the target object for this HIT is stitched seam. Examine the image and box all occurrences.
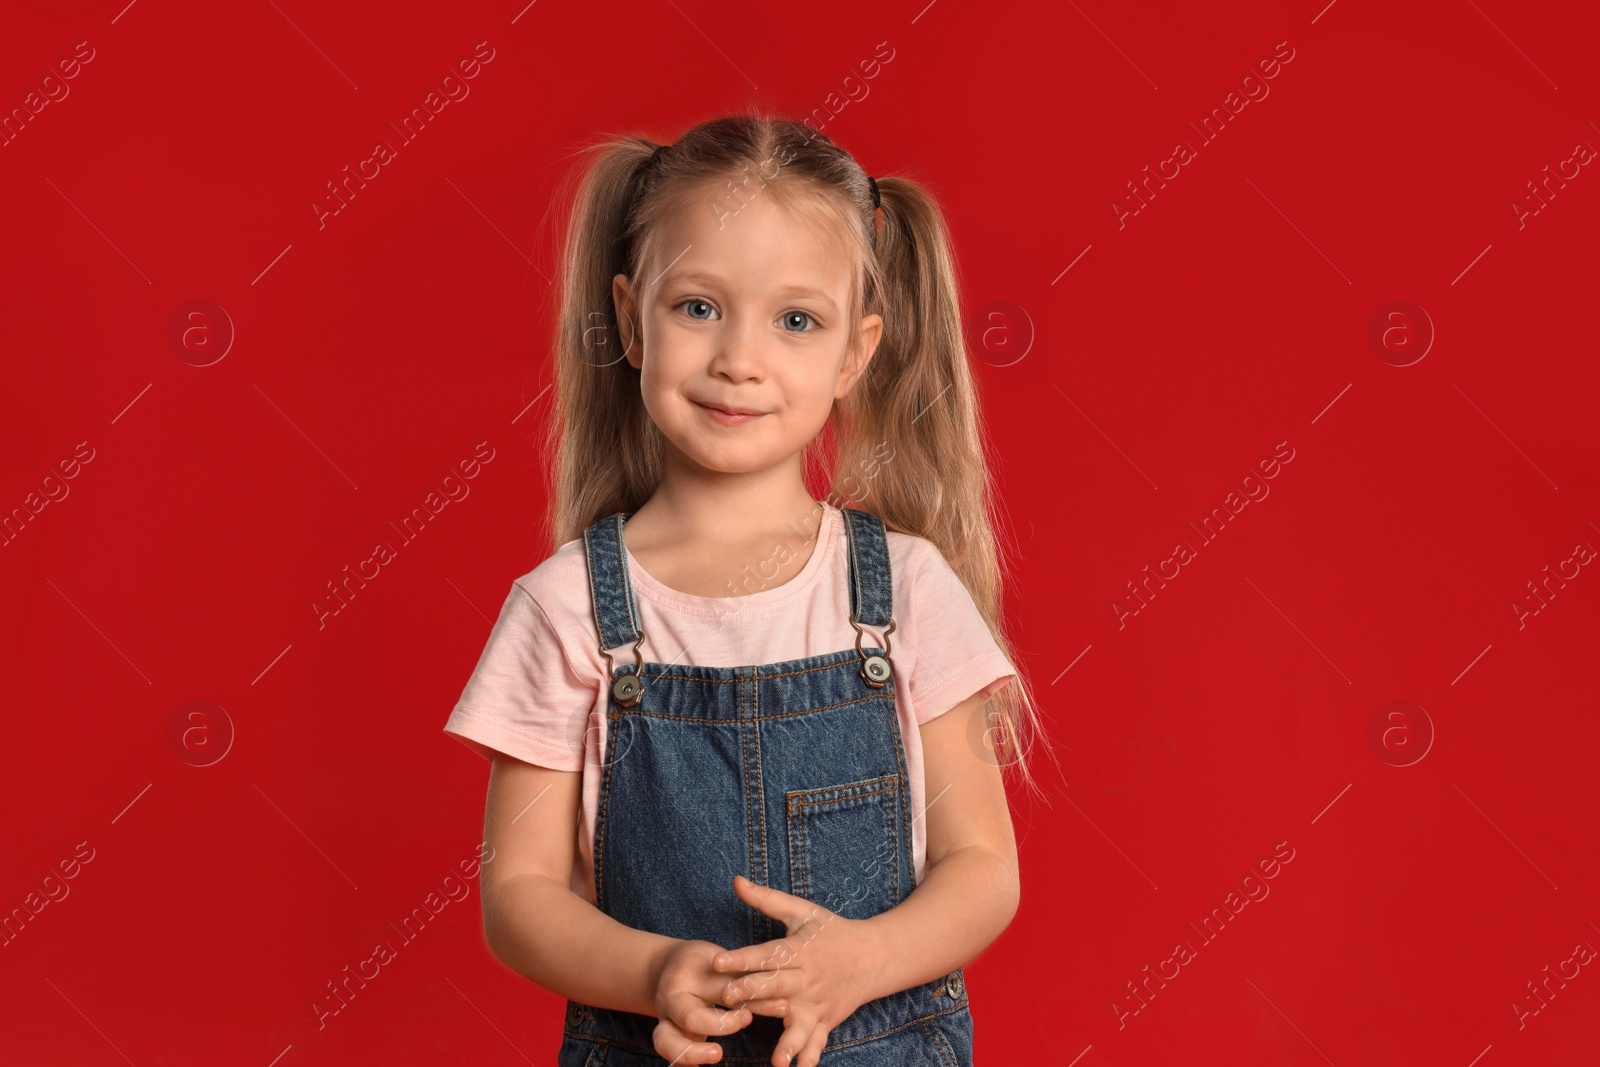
[604,692,895,724]
[887,677,909,905]
[823,1002,973,1051]
[447,707,584,765]
[741,668,759,945]
[792,786,811,902]
[566,1002,970,1059]
[845,509,863,620]
[915,649,1014,709]
[754,667,769,941]
[594,709,618,913]
[613,514,641,642]
[788,776,898,918]
[786,774,899,808]
[558,1034,613,1067]
[583,523,603,651]
[790,788,896,815]
[787,791,804,904]
[623,653,887,684]
[582,522,609,914]
[879,512,896,631]
[925,1018,958,1067]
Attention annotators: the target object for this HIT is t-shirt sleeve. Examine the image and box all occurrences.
[442,582,598,771]
[898,539,1018,726]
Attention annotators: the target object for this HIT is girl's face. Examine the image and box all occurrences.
[614,184,882,481]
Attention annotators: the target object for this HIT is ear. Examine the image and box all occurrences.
[836,312,883,400]
[612,273,642,369]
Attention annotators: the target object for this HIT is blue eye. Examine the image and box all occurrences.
[672,300,819,333]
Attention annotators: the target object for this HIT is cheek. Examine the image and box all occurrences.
[797,363,847,410]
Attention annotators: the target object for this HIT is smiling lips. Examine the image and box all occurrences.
[694,400,766,424]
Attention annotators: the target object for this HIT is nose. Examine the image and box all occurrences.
[706,311,766,382]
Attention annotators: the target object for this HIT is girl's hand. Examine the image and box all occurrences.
[652,939,758,1064]
[712,874,876,1067]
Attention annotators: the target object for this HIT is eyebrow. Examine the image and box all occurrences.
[662,271,839,309]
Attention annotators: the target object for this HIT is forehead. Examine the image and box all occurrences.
[645,182,858,302]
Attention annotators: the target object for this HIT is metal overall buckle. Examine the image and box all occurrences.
[932,969,965,1001]
[600,631,647,708]
[850,614,896,688]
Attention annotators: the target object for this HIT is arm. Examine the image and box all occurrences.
[479,752,678,1017]
[855,687,1021,1003]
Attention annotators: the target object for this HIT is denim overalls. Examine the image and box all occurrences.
[557,507,974,1066]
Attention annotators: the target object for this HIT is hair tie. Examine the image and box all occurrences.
[867,175,881,210]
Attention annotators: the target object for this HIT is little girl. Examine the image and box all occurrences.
[444,111,1046,1067]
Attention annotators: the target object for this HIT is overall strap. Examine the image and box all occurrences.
[583,506,896,650]
[582,513,644,653]
[840,507,894,629]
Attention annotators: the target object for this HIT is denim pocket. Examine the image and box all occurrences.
[924,1006,975,1067]
[785,773,902,919]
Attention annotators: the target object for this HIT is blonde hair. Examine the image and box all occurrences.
[539,108,1056,799]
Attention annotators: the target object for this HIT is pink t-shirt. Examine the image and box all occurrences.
[443,501,1016,907]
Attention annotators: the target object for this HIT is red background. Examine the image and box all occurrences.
[2,0,1597,1063]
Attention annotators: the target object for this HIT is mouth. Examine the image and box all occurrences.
[694,400,766,423]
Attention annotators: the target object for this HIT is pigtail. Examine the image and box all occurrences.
[542,137,667,553]
[838,176,1060,802]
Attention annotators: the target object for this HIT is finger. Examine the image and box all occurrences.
[771,1008,822,1067]
[736,997,788,1019]
[666,990,751,1038]
[713,938,804,977]
[795,1023,830,1067]
[722,967,798,1005]
[652,1017,724,1065]
[731,873,819,928]
[690,1001,754,1037]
